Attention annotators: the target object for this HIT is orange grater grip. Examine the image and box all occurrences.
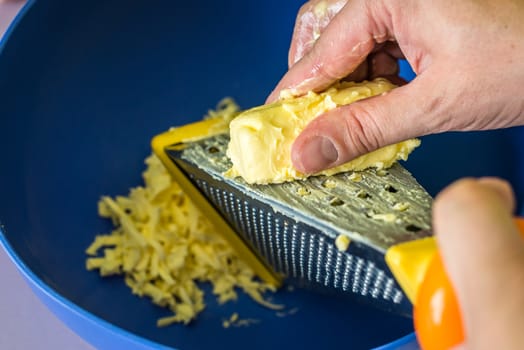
[414,217,524,350]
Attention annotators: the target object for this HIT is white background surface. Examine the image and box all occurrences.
[0,2,95,349]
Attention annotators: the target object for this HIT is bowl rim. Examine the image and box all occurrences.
[0,225,419,349]
[0,227,173,349]
[0,1,418,349]
[0,0,32,53]
[0,3,174,348]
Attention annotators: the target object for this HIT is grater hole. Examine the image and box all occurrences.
[321,179,337,189]
[384,184,398,193]
[364,209,377,218]
[356,190,371,199]
[328,197,345,206]
[347,172,363,182]
[207,146,220,154]
[296,186,310,196]
[392,202,410,211]
[405,224,422,232]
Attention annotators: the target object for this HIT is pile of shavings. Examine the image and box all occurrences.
[86,99,281,327]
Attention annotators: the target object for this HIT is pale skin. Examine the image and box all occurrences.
[269,0,524,173]
[434,178,524,350]
[269,1,524,348]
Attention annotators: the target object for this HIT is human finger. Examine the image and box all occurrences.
[288,0,348,67]
[290,70,442,173]
[433,178,524,349]
[267,0,393,103]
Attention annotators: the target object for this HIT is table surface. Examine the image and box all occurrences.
[0,2,94,349]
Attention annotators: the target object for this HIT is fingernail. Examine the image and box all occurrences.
[295,136,338,173]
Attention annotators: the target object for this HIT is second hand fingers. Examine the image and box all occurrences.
[434,178,524,349]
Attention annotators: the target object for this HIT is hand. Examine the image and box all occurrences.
[269,0,524,174]
[287,0,404,85]
[433,178,524,349]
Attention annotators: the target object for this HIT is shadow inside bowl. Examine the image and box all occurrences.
[0,1,522,349]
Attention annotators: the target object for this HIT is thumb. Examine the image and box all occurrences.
[291,73,440,174]
[433,178,524,349]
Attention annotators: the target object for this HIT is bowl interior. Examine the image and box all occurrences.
[0,1,522,349]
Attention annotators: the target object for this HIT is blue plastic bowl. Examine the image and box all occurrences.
[0,1,522,349]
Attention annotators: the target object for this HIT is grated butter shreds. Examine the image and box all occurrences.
[222,312,260,328]
[86,99,280,327]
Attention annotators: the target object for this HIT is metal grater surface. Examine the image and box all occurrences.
[166,133,433,316]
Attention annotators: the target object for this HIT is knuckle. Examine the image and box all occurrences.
[308,47,346,82]
[341,103,384,156]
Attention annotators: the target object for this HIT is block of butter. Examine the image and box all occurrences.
[226,78,420,184]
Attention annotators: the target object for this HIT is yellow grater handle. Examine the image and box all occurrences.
[386,217,524,350]
[151,119,282,288]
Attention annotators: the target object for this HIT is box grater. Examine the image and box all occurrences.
[152,118,433,317]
